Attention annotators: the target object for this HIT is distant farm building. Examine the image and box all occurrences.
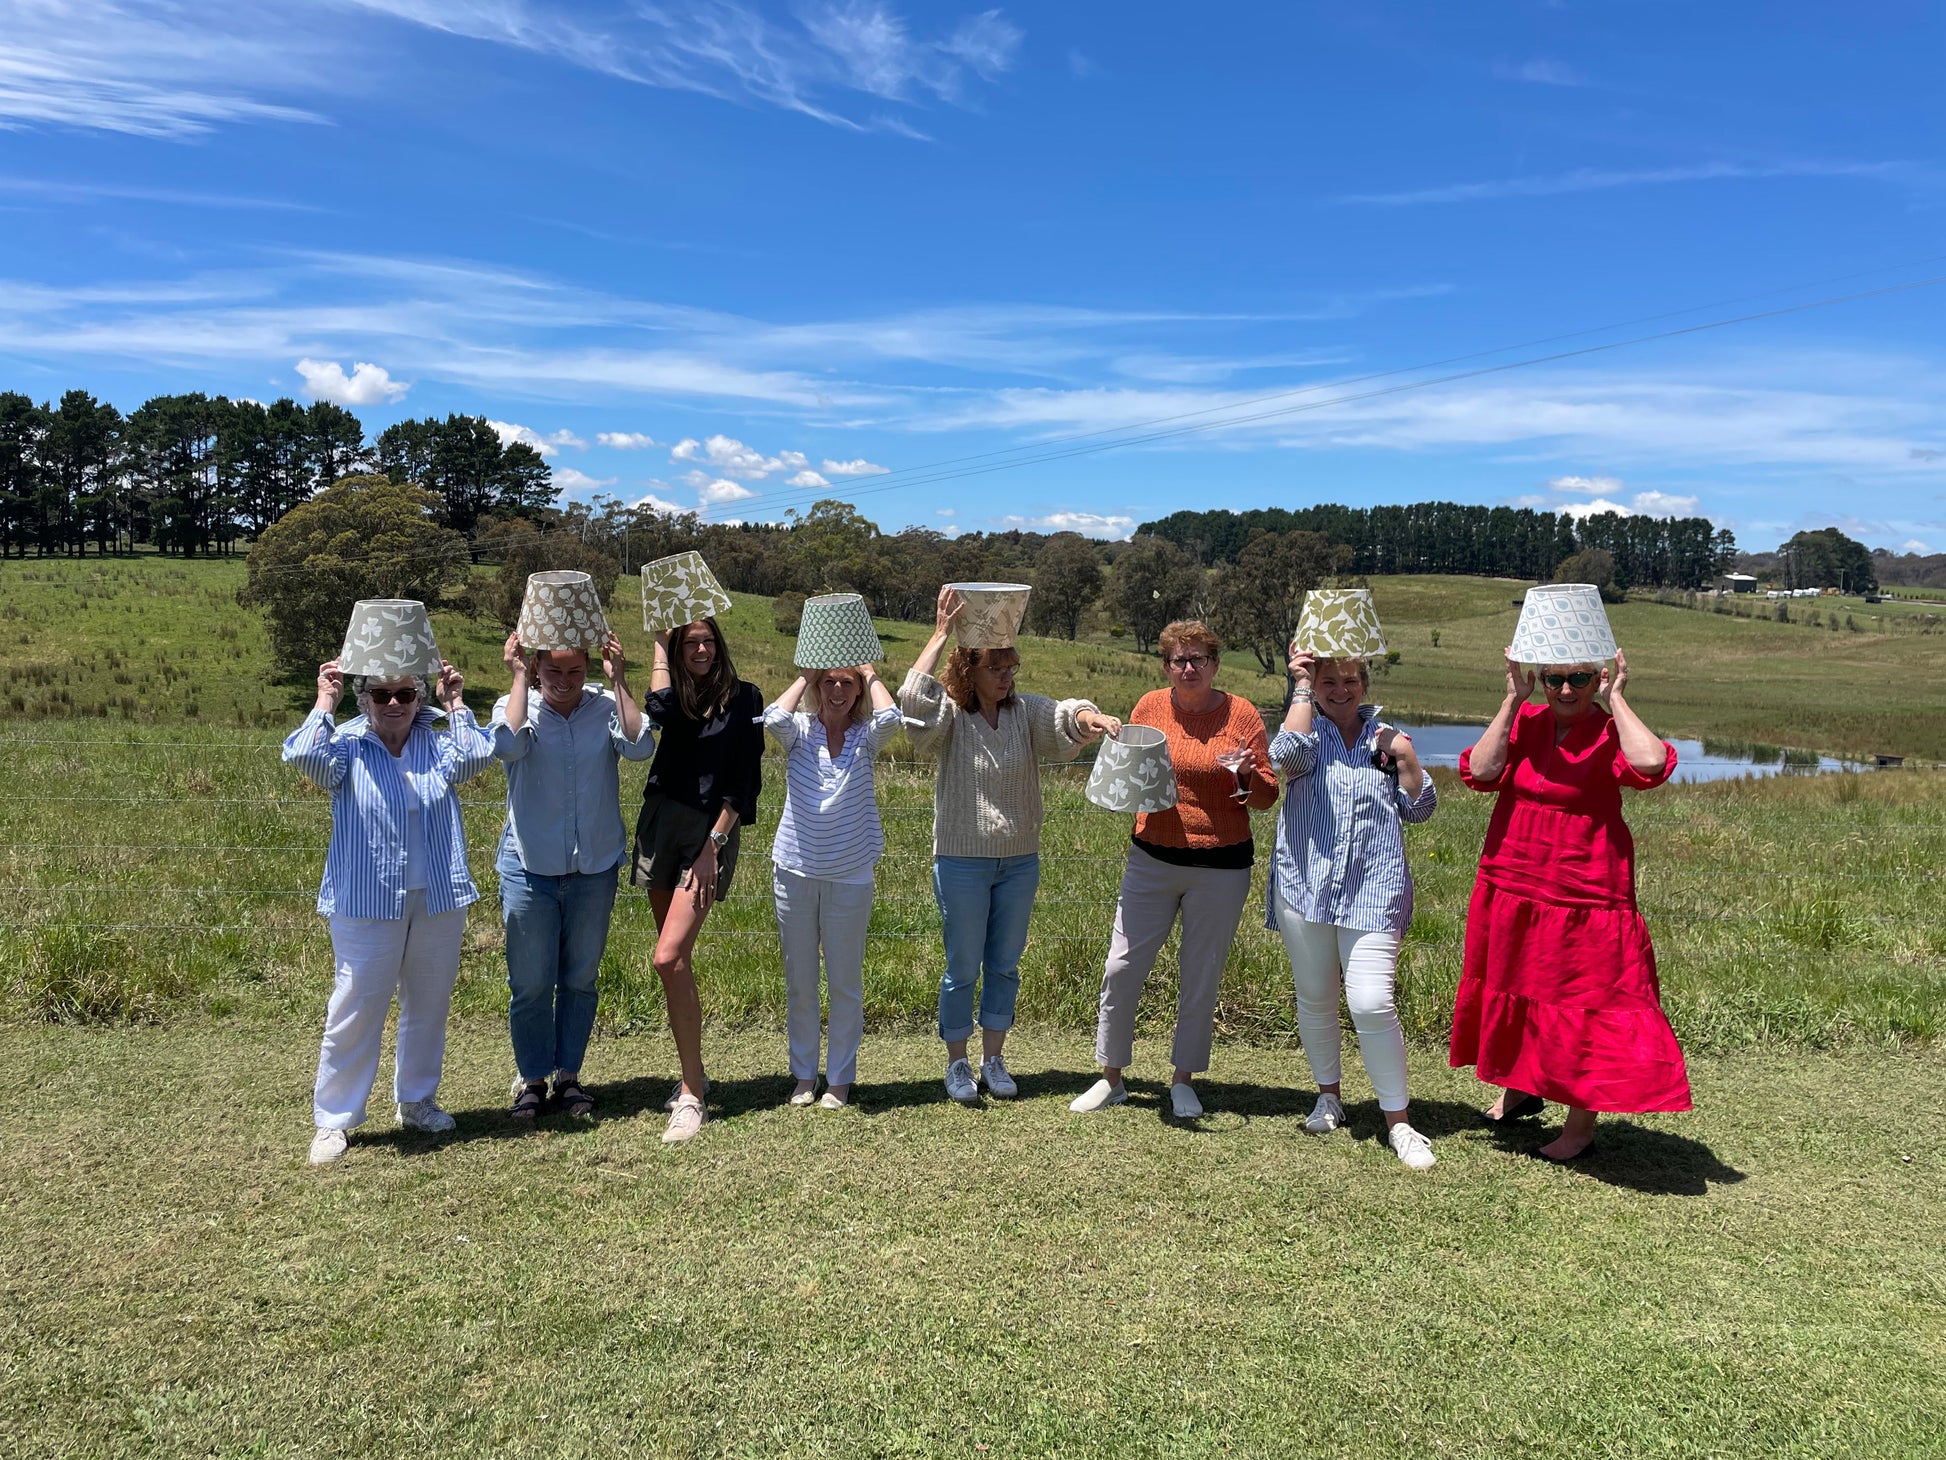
[1719,572,1760,594]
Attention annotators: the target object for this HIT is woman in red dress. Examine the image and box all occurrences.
[1450,646,1690,1161]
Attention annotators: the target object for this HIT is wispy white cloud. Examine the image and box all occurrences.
[786,469,829,487]
[552,466,616,493]
[597,430,657,448]
[295,357,408,405]
[488,419,585,455]
[822,456,889,476]
[999,510,1134,539]
[697,477,757,505]
[671,433,783,478]
[1546,474,1625,495]
[1337,160,1903,207]
[1492,58,1588,87]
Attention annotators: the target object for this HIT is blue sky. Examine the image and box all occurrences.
[1,0,1942,551]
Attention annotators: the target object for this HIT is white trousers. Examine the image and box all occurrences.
[773,868,874,1087]
[315,890,467,1129]
[1271,884,1410,1112]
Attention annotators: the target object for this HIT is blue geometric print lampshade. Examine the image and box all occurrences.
[1509,584,1618,666]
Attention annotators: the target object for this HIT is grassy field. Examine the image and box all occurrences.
[5,1025,1944,1458]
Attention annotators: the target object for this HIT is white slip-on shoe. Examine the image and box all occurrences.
[308,1127,348,1165]
[1388,1122,1437,1171]
[1304,1092,1346,1134]
[944,1057,980,1104]
[1068,1078,1128,1113]
[980,1055,1019,1100]
[663,1076,711,1112]
[397,1099,455,1133]
[788,1079,819,1108]
[662,1093,707,1144]
[1169,1082,1204,1119]
[819,1089,848,1110]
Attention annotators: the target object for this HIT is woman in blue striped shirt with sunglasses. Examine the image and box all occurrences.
[1268,647,1439,1171]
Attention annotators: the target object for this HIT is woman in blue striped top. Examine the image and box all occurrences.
[764,663,902,1109]
[283,655,494,1166]
[1268,648,1440,1171]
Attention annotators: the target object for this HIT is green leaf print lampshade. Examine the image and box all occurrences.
[339,599,442,678]
[950,582,1032,650]
[1292,589,1387,659]
[1509,584,1617,666]
[641,551,733,634]
[517,571,610,651]
[794,594,884,669]
[1085,724,1179,814]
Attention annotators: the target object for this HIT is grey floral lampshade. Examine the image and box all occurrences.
[950,581,1032,649]
[1292,588,1387,659]
[795,593,884,669]
[641,551,733,634]
[339,599,442,678]
[1509,583,1617,666]
[517,570,610,651]
[1086,724,1179,814]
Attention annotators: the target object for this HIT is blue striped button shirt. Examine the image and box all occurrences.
[1266,705,1438,935]
[764,704,903,880]
[489,686,657,876]
[282,705,496,920]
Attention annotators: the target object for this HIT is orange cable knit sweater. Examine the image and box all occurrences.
[1129,689,1278,849]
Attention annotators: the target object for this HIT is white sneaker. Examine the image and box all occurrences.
[980,1055,1018,1099]
[662,1093,707,1144]
[1388,1122,1437,1171]
[663,1075,711,1112]
[308,1127,348,1165]
[397,1099,455,1133]
[1170,1082,1204,1119]
[944,1057,980,1104]
[1304,1092,1346,1134]
[1068,1077,1128,1113]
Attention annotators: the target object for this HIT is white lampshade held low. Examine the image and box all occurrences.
[950,581,1033,650]
[1509,583,1618,666]
[1292,588,1387,659]
[641,551,733,634]
[517,570,610,652]
[1086,724,1180,814]
[339,599,442,679]
[795,593,884,669]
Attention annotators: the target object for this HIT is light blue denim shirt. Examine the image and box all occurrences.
[1266,704,1437,935]
[282,705,496,920]
[489,685,657,877]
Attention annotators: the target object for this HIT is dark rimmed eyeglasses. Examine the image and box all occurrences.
[1166,654,1213,672]
[1541,671,1596,690]
[366,685,420,705]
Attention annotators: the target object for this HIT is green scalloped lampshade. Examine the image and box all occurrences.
[641,551,733,634]
[1292,589,1387,659]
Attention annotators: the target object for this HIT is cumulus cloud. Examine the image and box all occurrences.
[294,358,408,405]
[786,470,830,488]
[671,434,784,479]
[633,489,691,516]
[778,449,811,469]
[1629,490,1701,517]
[598,431,657,449]
[1900,538,1932,553]
[822,457,890,476]
[999,510,1135,540]
[551,466,617,494]
[1546,474,1626,495]
[698,477,757,505]
[488,420,585,456]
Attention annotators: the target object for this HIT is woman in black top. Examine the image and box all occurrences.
[634,616,764,1143]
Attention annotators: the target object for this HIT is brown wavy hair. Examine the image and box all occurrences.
[1158,619,1223,661]
[940,645,1020,714]
[671,617,741,721]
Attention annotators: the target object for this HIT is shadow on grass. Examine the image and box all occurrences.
[1464,1105,1748,1197]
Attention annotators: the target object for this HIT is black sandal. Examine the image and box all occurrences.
[1483,1092,1545,1124]
[510,1079,547,1121]
[552,1075,595,1118]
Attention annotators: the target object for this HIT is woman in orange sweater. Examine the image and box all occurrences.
[1071,620,1278,1118]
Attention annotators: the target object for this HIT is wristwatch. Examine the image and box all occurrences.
[709,829,730,852]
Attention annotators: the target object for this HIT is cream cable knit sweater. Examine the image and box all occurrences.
[898,669,1099,859]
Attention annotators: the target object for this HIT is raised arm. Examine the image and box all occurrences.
[281,659,350,790]
[909,586,963,682]
[765,673,809,749]
[1272,645,1321,778]
[1464,648,1533,788]
[434,660,495,782]
[602,630,645,745]
[1602,649,1671,778]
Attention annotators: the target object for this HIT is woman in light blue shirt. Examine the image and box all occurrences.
[1268,649,1439,1171]
[283,655,493,1166]
[764,663,901,1108]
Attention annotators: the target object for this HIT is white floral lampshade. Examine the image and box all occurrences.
[517,570,610,651]
[950,581,1033,649]
[1086,724,1180,814]
[641,551,733,634]
[795,593,884,669]
[1292,589,1387,659]
[1509,584,1618,666]
[339,599,442,678]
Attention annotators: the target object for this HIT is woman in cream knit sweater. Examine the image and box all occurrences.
[900,586,1120,1104]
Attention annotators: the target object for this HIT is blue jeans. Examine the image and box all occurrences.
[933,853,1040,1043]
[499,835,619,1081]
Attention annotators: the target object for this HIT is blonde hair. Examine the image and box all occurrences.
[803,666,871,726]
[1315,657,1370,689]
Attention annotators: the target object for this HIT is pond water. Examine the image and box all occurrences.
[1379,719,1867,784]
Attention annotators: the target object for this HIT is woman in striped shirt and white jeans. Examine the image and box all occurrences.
[1269,648,1440,1170]
[763,664,902,1109]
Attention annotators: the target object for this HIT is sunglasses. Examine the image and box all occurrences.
[365,685,420,705]
[1541,671,1597,690]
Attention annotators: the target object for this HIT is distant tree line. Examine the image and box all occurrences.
[1138,502,1738,590]
[1871,548,1946,591]
[0,389,557,557]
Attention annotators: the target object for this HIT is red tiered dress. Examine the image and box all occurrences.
[1449,702,1691,1113]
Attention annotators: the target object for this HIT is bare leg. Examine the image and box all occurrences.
[1486,1085,1537,1120]
[649,888,709,1099]
[946,1037,968,1063]
[982,1028,1005,1062]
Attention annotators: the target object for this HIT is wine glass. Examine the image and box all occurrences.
[1215,744,1250,801]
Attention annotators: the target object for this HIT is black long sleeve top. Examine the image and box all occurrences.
[642,680,765,827]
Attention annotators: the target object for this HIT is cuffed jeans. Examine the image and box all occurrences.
[315,889,466,1130]
[1094,845,1252,1074]
[773,867,874,1086]
[499,837,620,1082]
[933,853,1039,1043]
[1271,883,1410,1112]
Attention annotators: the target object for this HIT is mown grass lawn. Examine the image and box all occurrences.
[5,1025,1943,1458]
